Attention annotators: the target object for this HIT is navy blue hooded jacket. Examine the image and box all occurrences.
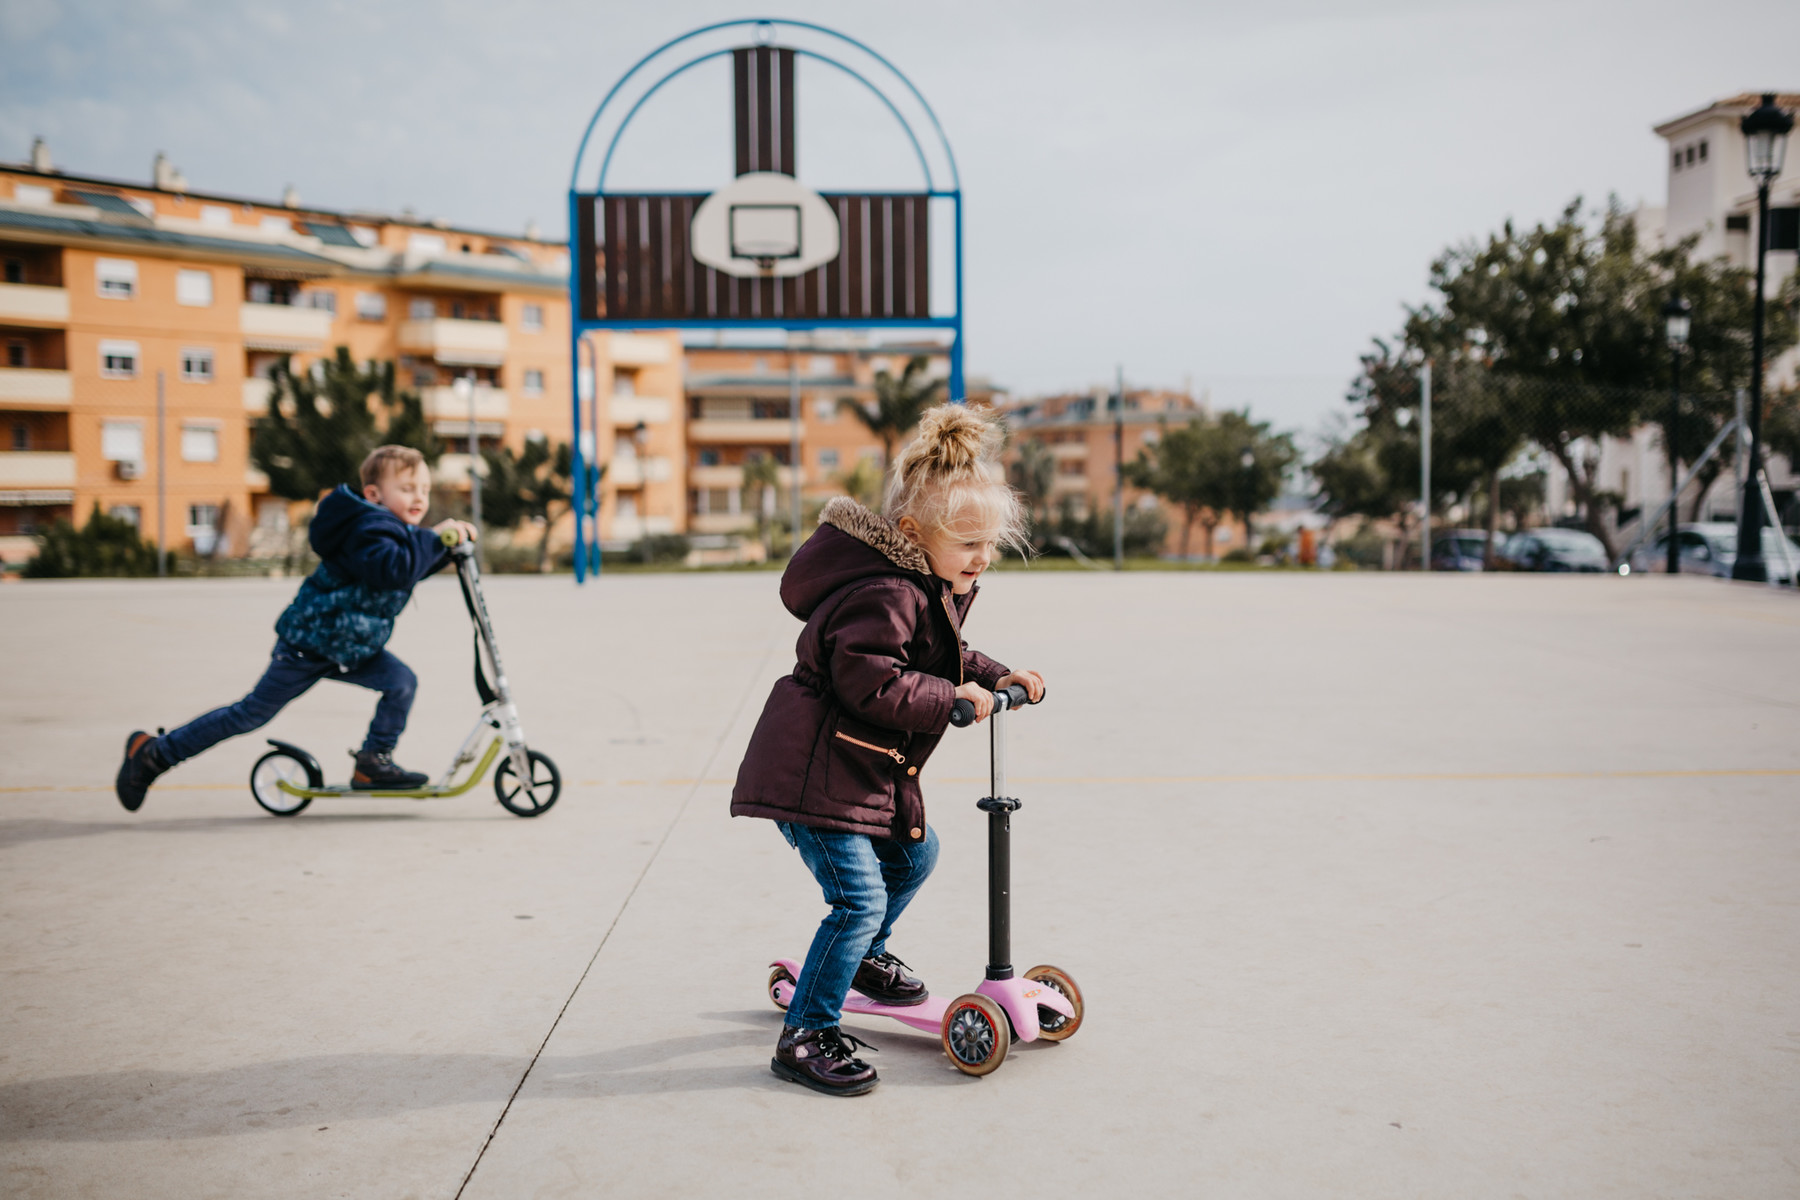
[273,485,450,666]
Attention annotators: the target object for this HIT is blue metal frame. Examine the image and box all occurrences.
[566,19,964,582]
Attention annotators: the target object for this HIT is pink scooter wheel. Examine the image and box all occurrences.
[767,964,796,1013]
[941,994,1009,1076]
[1023,965,1083,1041]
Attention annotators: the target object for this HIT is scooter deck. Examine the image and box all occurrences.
[771,969,948,1034]
[771,957,1077,1042]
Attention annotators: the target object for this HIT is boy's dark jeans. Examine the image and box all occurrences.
[159,639,417,765]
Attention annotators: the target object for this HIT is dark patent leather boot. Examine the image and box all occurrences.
[852,951,928,1006]
[771,1025,879,1096]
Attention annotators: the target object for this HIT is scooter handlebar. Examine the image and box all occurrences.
[949,683,1039,727]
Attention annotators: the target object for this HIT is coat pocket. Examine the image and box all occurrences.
[821,711,907,820]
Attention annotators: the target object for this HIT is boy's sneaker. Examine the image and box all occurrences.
[115,730,170,812]
[771,1025,879,1096]
[852,951,928,1006]
[351,750,429,790]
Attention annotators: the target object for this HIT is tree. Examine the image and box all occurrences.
[1127,410,1294,559]
[251,348,441,502]
[479,438,574,572]
[1009,437,1055,540]
[837,355,944,503]
[25,505,159,577]
[741,452,782,553]
[836,455,883,509]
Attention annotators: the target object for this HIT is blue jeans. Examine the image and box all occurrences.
[778,821,939,1029]
[160,639,417,765]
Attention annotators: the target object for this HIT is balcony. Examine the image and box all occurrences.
[608,333,673,367]
[609,394,672,426]
[689,512,756,535]
[1050,442,1088,460]
[608,455,673,487]
[687,418,793,445]
[242,377,273,413]
[0,368,72,407]
[399,318,508,366]
[0,283,69,325]
[689,464,745,489]
[0,451,77,488]
[240,303,334,352]
[433,453,483,487]
[422,385,511,421]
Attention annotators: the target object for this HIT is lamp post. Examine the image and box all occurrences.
[1730,94,1793,583]
[633,418,650,563]
[454,373,482,542]
[1663,294,1691,577]
[1240,446,1256,558]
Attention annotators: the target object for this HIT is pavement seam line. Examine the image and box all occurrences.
[452,622,782,1200]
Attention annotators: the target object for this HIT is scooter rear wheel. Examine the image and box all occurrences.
[941,993,1009,1076]
[767,964,796,1012]
[250,750,313,817]
[1024,965,1084,1041]
[494,750,561,817]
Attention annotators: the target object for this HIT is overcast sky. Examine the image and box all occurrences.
[3,0,1797,437]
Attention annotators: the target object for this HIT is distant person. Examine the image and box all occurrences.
[731,405,1046,1097]
[114,446,477,810]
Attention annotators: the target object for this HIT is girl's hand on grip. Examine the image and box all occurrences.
[954,682,995,723]
[995,670,1045,703]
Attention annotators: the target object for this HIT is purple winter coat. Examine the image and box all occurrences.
[730,497,1010,844]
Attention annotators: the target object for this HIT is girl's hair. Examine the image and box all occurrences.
[884,404,1028,553]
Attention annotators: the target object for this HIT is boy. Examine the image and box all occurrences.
[115,445,477,810]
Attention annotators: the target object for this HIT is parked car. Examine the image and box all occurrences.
[1628,522,1800,585]
[1497,528,1610,572]
[1431,529,1499,571]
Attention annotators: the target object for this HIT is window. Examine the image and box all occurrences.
[1698,140,1708,161]
[412,368,434,388]
[199,204,232,227]
[1671,151,1681,171]
[355,291,387,321]
[99,339,140,378]
[1684,145,1695,165]
[450,299,465,319]
[522,369,545,396]
[96,257,137,299]
[176,269,213,307]
[3,258,21,284]
[813,397,838,422]
[101,420,144,461]
[186,504,220,539]
[614,370,636,397]
[13,183,52,206]
[409,298,435,320]
[1726,214,1751,233]
[1769,208,1800,252]
[304,289,337,315]
[11,420,27,450]
[696,448,721,466]
[260,215,292,234]
[181,424,219,462]
[521,303,544,332]
[407,232,447,257]
[6,339,25,368]
[818,448,840,472]
[109,504,140,527]
[180,347,214,382]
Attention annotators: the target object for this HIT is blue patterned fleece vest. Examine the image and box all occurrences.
[273,561,410,667]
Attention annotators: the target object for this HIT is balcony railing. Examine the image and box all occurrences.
[608,333,673,367]
[609,395,672,426]
[609,514,678,539]
[240,302,333,352]
[689,512,756,535]
[687,418,793,444]
[0,451,77,488]
[690,463,800,490]
[0,283,70,324]
[421,385,510,421]
[242,378,273,413]
[608,456,673,488]
[399,318,508,366]
[0,368,72,406]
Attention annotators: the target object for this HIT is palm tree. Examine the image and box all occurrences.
[741,453,782,553]
[1010,437,1055,539]
[837,355,944,506]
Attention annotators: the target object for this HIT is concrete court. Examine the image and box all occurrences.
[1,567,1797,1199]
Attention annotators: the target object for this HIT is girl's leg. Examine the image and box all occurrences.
[778,823,885,1029]
[866,824,939,959]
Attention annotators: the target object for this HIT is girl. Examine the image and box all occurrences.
[731,404,1046,1096]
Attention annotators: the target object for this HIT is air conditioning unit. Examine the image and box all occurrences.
[115,459,142,481]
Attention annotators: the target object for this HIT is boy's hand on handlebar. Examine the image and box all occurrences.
[954,682,995,723]
[434,519,479,545]
[995,670,1045,703]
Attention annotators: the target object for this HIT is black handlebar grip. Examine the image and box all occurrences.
[950,683,1044,727]
[950,698,976,727]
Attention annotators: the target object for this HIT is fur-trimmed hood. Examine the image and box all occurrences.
[778,497,934,621]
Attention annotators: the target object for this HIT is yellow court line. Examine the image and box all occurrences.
[11,766,1797,797]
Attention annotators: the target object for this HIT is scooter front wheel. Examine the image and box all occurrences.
[494,750,561,817]
[767,964,796,1012]
[941,994,1009,1076]
[250,750,313,817]
[1024,965,1084,1041]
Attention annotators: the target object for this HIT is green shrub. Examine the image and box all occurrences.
[24,505,160,578]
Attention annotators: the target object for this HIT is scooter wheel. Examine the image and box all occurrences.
[494,750,561,817]
[1024,965,1084,1041]
[941,993,1009,1076]
[250,750,313,817]
[767,964,796,1012]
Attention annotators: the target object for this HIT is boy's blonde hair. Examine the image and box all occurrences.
[360,445,427,489]
[884,404,1028,552]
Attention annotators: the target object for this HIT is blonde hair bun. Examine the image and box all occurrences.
[884,403,1027,552]
[901,404,1005,480]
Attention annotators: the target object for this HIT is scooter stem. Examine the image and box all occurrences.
[979,700,1020,981]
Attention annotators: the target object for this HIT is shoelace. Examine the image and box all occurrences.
[867,952,911,977]
[817,1027,878,1064]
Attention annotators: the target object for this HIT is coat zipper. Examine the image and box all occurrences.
[835,730,906,764]
[940,591,965,684]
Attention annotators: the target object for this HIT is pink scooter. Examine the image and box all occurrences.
[768,684,1083,1076]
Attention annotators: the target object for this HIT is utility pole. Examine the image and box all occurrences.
[155,369,167,577]
[789,339,802,553]
[1419,360,1432,572]
[1112,364,1124,570]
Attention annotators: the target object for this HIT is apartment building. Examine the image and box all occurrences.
[999,388,1250,556]
[0,146,584,564]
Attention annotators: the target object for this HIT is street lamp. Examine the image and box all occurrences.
[453,373,481,540]
[633,419,650,563]
[1663,294,1691,577]
[1240,447,1256,557]
[1730,93,1793,583]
